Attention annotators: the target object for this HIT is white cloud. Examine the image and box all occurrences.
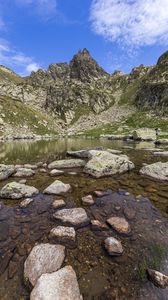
[26,62,41,73]
[16,0,57,19]
[90,0,168,47]
[0,39,41,75]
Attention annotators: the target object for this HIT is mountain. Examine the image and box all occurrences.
[0,49,167,138]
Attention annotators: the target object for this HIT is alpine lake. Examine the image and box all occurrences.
[0,137,168,300]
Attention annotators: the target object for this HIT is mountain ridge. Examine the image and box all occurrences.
[0,48,167,138]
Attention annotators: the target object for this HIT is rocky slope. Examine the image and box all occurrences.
[0,49,167,137]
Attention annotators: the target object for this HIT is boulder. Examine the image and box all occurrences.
[67,150,90,158]
[44,180,71,195]
[50,169,64,176]
[0,182,39,199]
[53,208,89,228]
[104,237,123,256]
[30,266,82,300]
[24,164,37,170]
[107,217,131,234]
[82,195,94,205]
[84,151,134,178]
[140,162,168,181]
[107,149,122,155]
[24,243,65,286]
[48,159,85,169]
[50,226,76,242]
[132,128,156,141]
[0,167,15,181]
[14,168,35,177]
[147,269,168,288]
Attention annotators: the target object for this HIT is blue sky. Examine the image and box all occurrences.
[0,0,168,76]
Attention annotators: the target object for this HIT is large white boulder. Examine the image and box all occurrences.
[0,182,38,199]
[24,243,65,286]
[30,266,82,300]
[84,150,134,178]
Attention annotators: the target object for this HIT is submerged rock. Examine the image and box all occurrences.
[49,169,64,176]
[30,266,82,300]
[53,207,89,228]
[52,199,66,209]
[107,217,131,234]
[147,269,168,289]
[104,237,123,256]
[24,243,65,286]
[48,159,85,169]
[82,195,94,205]
[0,166,15,181]
[84,150,134,178]
[20,198,34,208]
[91,220,108,230]
[44,180,71,195]
[140,162,168,181]
[0,182,38,199]
[14,168,35,177]
[50,226,76,242]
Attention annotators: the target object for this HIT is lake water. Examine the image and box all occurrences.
[0,138,168,299]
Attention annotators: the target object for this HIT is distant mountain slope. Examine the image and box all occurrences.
[0,48,167,138]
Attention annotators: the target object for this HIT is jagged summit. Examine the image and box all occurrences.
[69,48,108,82]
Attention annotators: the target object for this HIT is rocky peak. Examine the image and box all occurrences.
[157,50,168,65]
[69,48,108,82]
[130,64,152,79]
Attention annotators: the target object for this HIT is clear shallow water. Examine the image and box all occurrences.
[0,138,168,299]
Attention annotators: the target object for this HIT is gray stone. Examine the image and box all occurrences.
[24,164,38,170]
[48,159,85,169]
[24,243,65,286]
[107,216,131,234]
[14,168,35,177]
[44,180,71,195]
[104,237,123,256]
[52,199,66,209]
[0,182,39,199]
[84,150,134,178]
[154,151,168,156]
[53,207,89,227]
[82,195,94,205]
[50,226,76,242]
[140,162,168,181]
[147,269,168,288]
[0,167,15,181]
[50,169,64,176]
[67,150,90,158]
[30,266,82,300]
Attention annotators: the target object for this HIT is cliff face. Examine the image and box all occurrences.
[0,49,167,131]
[135,51,168,112]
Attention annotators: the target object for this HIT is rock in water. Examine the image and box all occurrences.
[50,226,76,242]
[82,195,94,205]
[0,182,38,199]
[30,266,82,300]
[52,199,66,209]
[14,168,35,177]
[84,150,134,178]
[48,159,85,169]
[44,180,71,195]
[67,150,90,158]
[24,243,65,286]
[0,166,15,181]
[140,162,168,181]
[104,237,123,256]
[147,269,168,288]
[20,198,34,208]
[107,217,131,234]
[53,208,89,228]
[49,169,64,176]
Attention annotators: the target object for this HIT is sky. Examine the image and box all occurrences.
[0,0,168,76]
